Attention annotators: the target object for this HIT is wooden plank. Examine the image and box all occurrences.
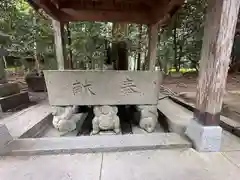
[44,70,161,106]
[195,0,240,125]
[33,0,62,21]
[58,0,148,12]
[61,9,151,24]
[152,0,184,24]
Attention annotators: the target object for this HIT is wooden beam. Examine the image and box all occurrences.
[52,19,66,70]
[61,9,151,24]
[147,23,158,71]
[58,0,148,11]
[195,0,240,126]
[33,0,72,21]
[151,0,184,25]
[32,0,61,20]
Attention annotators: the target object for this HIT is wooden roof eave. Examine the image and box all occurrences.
[27,0,184,25]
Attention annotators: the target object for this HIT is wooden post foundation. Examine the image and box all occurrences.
[195,0,240,126]
[186,0,240,152]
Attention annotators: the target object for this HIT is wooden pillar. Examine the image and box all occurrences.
[147,23,158,71]
[195,0,240,126]
[52,19,66,70]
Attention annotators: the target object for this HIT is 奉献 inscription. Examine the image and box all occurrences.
[44,70,161,105]
[72,79,96,96]
[121,77,141,95]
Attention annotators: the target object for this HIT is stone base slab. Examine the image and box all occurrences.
[0,83,20,97]
[25,76,46,92]
[1,103,52,138]
[0,92,30,112]
[0,124,13,155]
[5,133,191,156]
[185,119,222,152]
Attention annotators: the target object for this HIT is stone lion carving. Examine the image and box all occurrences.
[52,105,79,132]
[137,105,158,133]
[92,105,120,135]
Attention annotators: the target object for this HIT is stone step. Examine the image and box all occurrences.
[1,102,52,138]
[157,97,192,135]
[6,133,191,156]
[169,96,240,137]
[157,96,240,152]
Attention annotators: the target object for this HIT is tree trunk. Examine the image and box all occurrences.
[137,24,143,70]
[2,56,7,68]
[33,16,40,72]
[112,23,128,70]
[173,15,179,72]
[195,0,240,125]
[66,23,73,69]
[52,19,66,70]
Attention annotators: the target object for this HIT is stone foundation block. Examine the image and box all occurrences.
[0,83,20,97]
[185,119,222,152]
[25,76,46,92]
[0,92,30,112]
[0,124,13,155]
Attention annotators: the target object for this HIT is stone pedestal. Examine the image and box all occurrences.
[0,57,6,84]
[52,105,81,132]
[0,83,20,97]
[185,119,222,152]
[92,105,120,135]
[0,124,13,155]
[0,92,30,112]
[0,82,30,112]
[137,105,158,133]
[25,75,46,92]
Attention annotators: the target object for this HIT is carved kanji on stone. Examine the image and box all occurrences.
[72,79,96,96]
[121,77,140,95]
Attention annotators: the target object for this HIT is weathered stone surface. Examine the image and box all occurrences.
[7,133,191,156]
[222,151,240,168]
[44,70,162,105]
[157,98,192,135]
[1,103,52,138]
[0,153,102,180]
[0,92,29,112]
[0,124,13,155]
[0,83,20,97]
[92,105,120,135]
[221,130,240,151]
[186,120,222,152]
[101,149,240,180]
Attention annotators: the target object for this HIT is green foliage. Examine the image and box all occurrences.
[4,0,238,73]
[158,0,207,72]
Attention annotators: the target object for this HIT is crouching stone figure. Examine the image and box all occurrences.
[92,105,120,135]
